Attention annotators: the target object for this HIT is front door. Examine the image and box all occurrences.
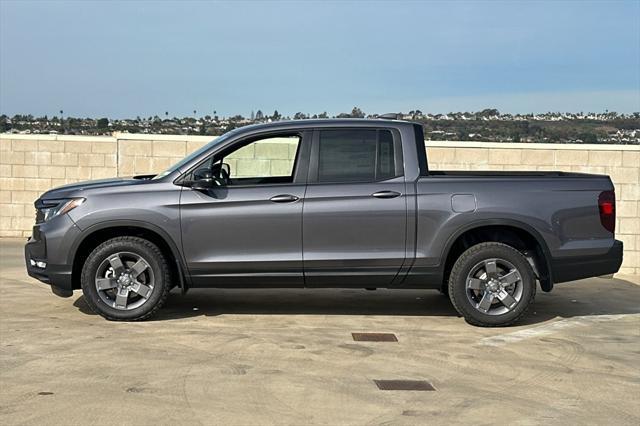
[303,128,408,287]
[180,132,310,287]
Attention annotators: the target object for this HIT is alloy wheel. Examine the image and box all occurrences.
[94,251,155,310]
[465,258,524,315]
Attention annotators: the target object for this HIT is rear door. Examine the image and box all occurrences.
[302,128,408,287]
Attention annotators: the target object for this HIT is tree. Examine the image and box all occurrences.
[96,118,109,130]
[478,108,500,118]
[318,111,328,119]
[293,112,307,120]
[0,115,9,132]
[272,110,281,120]
[350,107,365,118]
[578,132,598,143]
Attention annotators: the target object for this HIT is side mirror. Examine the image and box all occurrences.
[193,168,213,181]
[190,176,227,191]
[191,178,215,191]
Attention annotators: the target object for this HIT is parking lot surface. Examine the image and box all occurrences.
[1,238,639,425]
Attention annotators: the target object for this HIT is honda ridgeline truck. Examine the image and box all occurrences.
[25,119,623,326]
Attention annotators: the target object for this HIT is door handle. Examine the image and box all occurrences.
[372,190,401,199]
[270,194,299,203]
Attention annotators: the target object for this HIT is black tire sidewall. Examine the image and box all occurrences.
[449,243,536,327]
[81,237,169,320]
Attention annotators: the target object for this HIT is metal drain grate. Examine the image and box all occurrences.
[374,380,435,391]
[352,333,398,342]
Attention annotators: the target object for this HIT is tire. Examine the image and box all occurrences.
[448,242,536,327]
[81,236,171,321]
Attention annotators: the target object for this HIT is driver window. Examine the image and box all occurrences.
[195,134,301,186]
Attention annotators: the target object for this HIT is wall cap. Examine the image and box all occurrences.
[0,133,116,142]
[426,140,640,151]
[2,132,638,151]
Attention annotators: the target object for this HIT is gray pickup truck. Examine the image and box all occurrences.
[25,119,623,326]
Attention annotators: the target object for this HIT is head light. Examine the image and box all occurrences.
[36,198,85,223]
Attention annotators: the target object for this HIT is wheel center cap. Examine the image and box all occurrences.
[487,280,500,292]
[118,273,132,286]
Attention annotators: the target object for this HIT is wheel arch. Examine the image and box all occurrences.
[69,220,190,291]
[441,219,554,292]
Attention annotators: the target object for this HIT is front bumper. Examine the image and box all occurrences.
[551,240,623,283]
[24,215,80,298]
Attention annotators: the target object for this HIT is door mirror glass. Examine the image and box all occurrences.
[190,176,228,190]
[193,167,213,181]
[191,177,215,190]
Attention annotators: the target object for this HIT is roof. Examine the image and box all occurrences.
[229,118,413,136]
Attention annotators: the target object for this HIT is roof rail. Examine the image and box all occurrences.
[377,113,403,120]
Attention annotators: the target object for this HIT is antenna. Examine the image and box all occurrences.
[377,113,403,120]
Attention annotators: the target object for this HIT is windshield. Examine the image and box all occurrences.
[151,131,237,180]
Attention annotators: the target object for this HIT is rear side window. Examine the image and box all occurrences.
[317,129,398,183]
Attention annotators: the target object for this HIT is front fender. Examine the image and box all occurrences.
[67,219,191,291]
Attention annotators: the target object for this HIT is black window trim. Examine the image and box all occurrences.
[307,127,404,185]
[413,123,429,176]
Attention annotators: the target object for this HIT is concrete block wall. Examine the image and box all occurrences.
[1,135,117,236]
[1,133,638,274]
[117,134,212,176]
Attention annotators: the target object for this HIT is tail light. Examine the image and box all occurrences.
[598,190,615,233]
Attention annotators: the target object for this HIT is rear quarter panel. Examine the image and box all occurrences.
[412,175,615,269]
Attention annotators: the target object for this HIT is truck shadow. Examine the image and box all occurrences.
[73,276,640,326]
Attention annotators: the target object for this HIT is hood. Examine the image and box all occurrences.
[39,175,155,200]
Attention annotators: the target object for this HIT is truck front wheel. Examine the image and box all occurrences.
[448,242,536,327]
[80,236,171,321]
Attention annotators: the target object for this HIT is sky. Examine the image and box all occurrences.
[1,0,639,118]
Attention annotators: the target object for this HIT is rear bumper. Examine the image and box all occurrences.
[551,240,623,283]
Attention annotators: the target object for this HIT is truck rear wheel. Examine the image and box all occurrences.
[448,242,536,327]
[80,236,171,321]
